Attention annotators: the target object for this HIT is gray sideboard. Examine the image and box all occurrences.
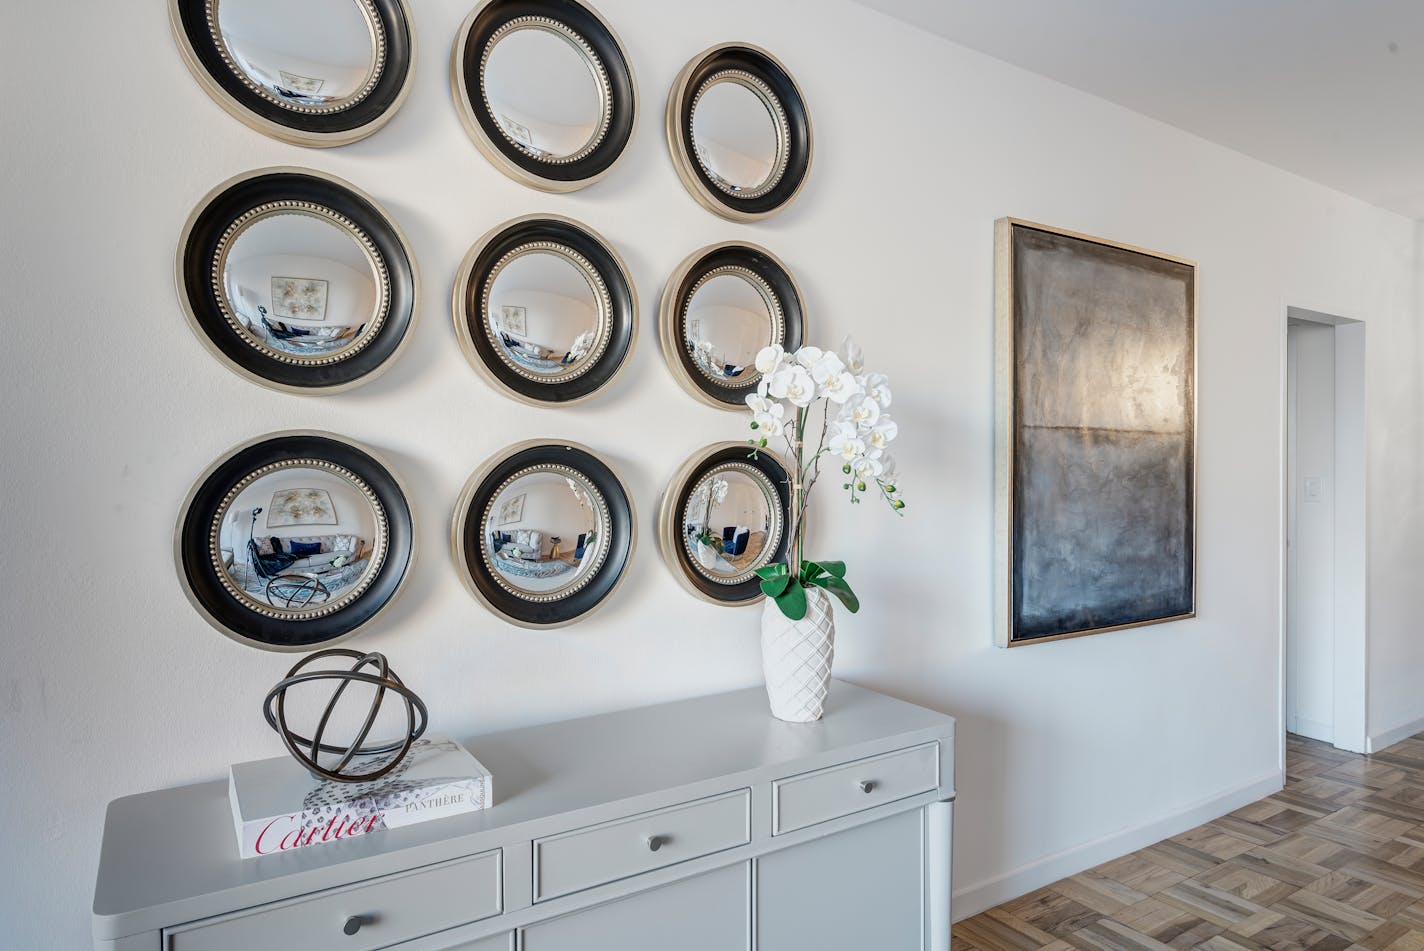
[93,680,956,950]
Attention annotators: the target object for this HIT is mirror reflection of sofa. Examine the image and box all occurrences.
[490,530,592,563]
[497,330,596,372]
[690,339,747,380]
[250,533,365,572]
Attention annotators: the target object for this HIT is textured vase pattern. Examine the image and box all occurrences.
[760,586,836,722]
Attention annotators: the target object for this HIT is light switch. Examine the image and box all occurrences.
[1303,475,1325,502]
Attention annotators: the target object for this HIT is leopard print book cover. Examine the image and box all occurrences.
[298,737,486,836]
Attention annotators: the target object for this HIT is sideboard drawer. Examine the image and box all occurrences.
[533,789,750,902]
[164,850,501,950]
[773,741,940,835]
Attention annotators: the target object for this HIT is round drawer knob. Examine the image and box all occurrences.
[646,834,666,852]
[858,780,876,794]
[343,916,364,936]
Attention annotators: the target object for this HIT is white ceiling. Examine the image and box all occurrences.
[855,0,1424,220]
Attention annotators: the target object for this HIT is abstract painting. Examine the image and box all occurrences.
[501,305,527,336]
[271,277,328,320]
[994,219,1196,646]
[267,488,338,527]
[496,493,525,526]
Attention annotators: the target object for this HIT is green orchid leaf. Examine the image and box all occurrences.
[760,574,791,599]
[755,563,789,582]
[815,560,848,579]
[807,574,860,614]
[774,579,808,621]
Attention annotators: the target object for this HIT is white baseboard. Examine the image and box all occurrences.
[951,770,1284,921]
[1368,715,1424,753]
[1290,717,1333,745]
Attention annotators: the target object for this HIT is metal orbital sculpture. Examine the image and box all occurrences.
[262,649,428,783]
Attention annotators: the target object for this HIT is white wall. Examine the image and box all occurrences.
[1286,323,1336,742]
[1,1,1422,945]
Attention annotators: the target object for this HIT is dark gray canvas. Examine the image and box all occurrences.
[1009,225,1195,642]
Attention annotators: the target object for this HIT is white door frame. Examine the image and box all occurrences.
[1280,306,1367,755]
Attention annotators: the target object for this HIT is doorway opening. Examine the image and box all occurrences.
[1283,307,1366,754]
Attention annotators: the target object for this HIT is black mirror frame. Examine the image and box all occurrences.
[452,440,636,628]
[666,43,813,222]
[454,214,637,406]
[169,0,417,147]
[658,241,806,409]
[176,167,419,394]
[451,0,637,192]
[657,442,792,606]
[175,431,416,651]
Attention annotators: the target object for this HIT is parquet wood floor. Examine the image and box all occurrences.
[956,732,1424,951]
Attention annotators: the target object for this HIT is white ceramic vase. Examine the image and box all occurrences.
[760,586,836,722]
[696,541,719,569]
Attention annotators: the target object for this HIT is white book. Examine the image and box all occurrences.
[228,733,492,859]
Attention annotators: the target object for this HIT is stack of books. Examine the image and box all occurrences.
[228,734,493,859]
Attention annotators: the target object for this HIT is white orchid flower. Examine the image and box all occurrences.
[844,395,881,429]
[745,391,776,414]
[793,345,824,368]
[862,373,892,409]
[848,452,882,484]
[754,344,786,375]
[809,351,860,404]
[852,449,885,480]
[711,477,729,504]
[840,336,865,374]
[767,364,816,407]
[867,416,898,450]
[746,392,786,436]
[879,454,899,484]
[829,428,867,462]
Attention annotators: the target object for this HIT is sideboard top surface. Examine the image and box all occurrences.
[93,679,954,939]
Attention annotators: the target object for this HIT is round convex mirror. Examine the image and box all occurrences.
[221,210,382,362]
[692,77,783,196]
[453,0,636,191]
[453,441,634,627]
[455,215,635,405]
[659,242,805,408]
[176,431,415,650]
[484,24,606,160]
[683,272,777,385]
[667,44,812,221]
[170,0,415,146]
[217,0,379,107]
[659,442,791,605]
[487,248,604,378]
[178,167,418,393]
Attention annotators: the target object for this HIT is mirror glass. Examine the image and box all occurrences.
[214,464,384,614]
[692,79,780,194]
[215,0,379,108]
[221,211,381,360]
[487,248,604,377]
[484,25,605,160]
[681,466,779,580]
[483,468,606,597]
[683,272,775,386]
